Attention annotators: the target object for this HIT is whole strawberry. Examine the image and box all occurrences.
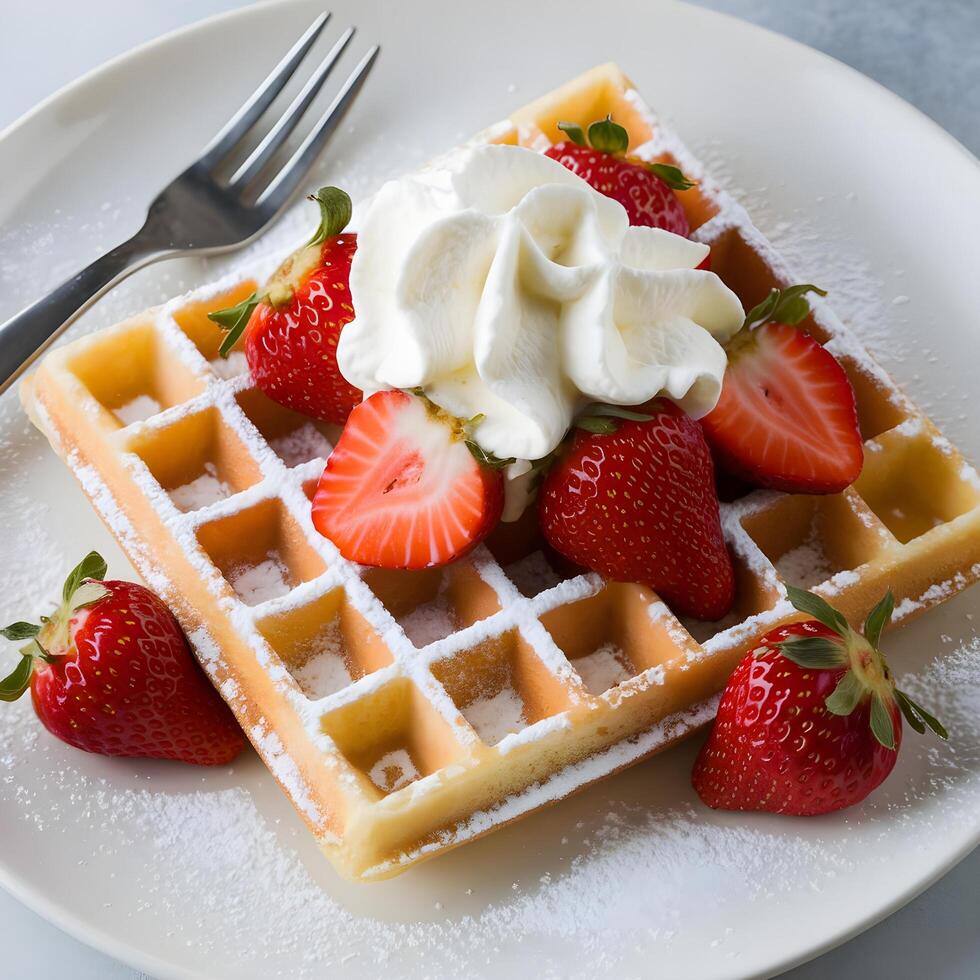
[538,399,734,620]
[693,587,946,815]
[544,115,693,235]
[0,553,244,765]
[210,186,362,425]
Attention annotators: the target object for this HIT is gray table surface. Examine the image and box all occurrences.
[0,1,977,978]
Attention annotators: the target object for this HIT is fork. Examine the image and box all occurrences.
[0,12,379,395]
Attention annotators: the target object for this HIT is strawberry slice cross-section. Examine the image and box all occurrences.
[312,390,505,569]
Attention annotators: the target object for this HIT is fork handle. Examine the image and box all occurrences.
[0,235,164,397]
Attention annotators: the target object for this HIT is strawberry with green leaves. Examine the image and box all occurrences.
[701,284,864,494]
[1,553,244,766]
[545,115,694,236]
[537,399,734,621]
[692,587,946,815]
[209,186,362,425]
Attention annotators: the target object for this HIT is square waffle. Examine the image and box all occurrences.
[20,64,980,880]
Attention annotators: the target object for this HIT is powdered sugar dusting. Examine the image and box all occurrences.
[506,551,563,597]
[229,554,291,606]
[114,394,161,425]
[291,623,353,699]
[573,643,633,695]
[775,527,836,591]
[169,461,232,512]
[369,748,419,793]
[269,423,332,468]
[210,351,249,380]
[463,687,527,744]
[399,592,457,647]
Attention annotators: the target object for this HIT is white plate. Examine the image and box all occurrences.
[0,2,978,978]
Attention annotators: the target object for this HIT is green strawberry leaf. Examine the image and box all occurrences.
[863,590,895,650]
[557,121,587,147]
[0,655,34,703]
[587,115,629,155]
[465,441,515,470]
[648,162,696,191]
[575,416,620,435]
[743,284,827,331]
[784,586,849,637]
[893,689,926,734]
[825,669,864,716]
[579,403,654,422]
[210,292,260,358]
[69,581,109,612]
[307,186,353,247]
[742,289,780,331]
[0,622,40,641]
[62,552,107,606]
[869,691,896,749]
[895,689,948,740]
[776,635,848,669]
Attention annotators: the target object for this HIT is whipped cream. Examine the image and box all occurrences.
[338,144,744,463]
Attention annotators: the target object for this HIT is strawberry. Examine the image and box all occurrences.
[312,390,505,569]
[209,186,361,425]
[693,587,946,815]
[701,284,864,494]
[0,553,245,766]
[544,115,693,235]
[537,399,734,620]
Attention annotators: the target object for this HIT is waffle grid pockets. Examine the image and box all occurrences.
[21,64,980,880]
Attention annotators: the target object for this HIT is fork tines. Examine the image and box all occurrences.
[201,12,380,210]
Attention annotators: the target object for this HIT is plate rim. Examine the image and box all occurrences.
[0,1,978,978]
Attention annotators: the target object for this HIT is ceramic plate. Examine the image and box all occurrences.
[0,1,977,977]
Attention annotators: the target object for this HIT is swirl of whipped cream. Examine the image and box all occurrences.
[337,144,744,461]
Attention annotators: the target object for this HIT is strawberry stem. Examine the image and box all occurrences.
[743,284,827,332]
[778,586,947,748]
[648,162,696,191]
[0,552,110,702]
[587,115,630,155]
[307,186,353,247]
[209,292,261,358]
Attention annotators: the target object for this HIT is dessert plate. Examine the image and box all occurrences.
[0,1,977,978]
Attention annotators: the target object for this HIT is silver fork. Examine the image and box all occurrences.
[0,12,379,395]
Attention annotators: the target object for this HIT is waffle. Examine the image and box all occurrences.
[20,64,980,880]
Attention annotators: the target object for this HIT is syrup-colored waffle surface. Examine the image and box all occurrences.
[21,64,980,880]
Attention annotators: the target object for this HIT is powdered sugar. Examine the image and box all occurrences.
[398,592,457,647]
[369,748,419,793]
[462,687,527,744]
[291,623,353,699]
[114,394,161,426]
[505,551,564,598]
[269,423,332,468]
[229,553,291,606]
[169,461,232,512]
[210,351,249,380]
[573,643,633,695]
[775,527,836,591]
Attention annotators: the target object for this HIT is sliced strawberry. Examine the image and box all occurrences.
[312,391,504,569]
[701,285,863,494]
[544,116,693,235]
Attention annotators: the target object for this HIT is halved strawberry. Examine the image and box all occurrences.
[544,115,694,235]
[312,391,504,569]
[701,285,863,494]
